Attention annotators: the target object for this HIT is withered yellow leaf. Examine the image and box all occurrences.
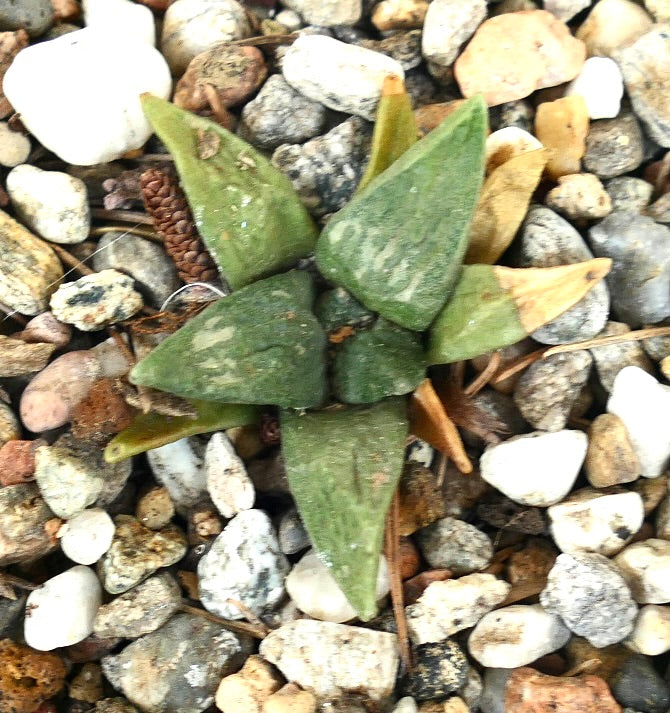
[465,149,547,265]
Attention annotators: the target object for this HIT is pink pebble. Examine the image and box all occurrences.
[0,439,45,486]
[17,312,72,348]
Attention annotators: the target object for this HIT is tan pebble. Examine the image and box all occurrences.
[136,486,175,530]
[227,424,266,462]
[645,0,670,20]
[19,350,101,432]
[399,536,421,580]
[216,655,283,713]
[504,667,621,712]
[545,173,612,221]
[0,334,55,377]
[69,662,103,703]
[632,474,668,515]
[564,637,630,681]
[418,702,446,713]
[397,462,446,535]
[371,0,428,30]
[576,0,652,57]
[263,683,317,713]
[585,413,640,487]
[485,127,543,174]
[0,402,19,447]
[506,538,558,585]
[443,698,469,713]
[0,209,63,315]
[414,100,466,138]
[491,0,538,14]
[17,311,72,347]
[454,10,585,106]
[661,355,670,381]
[535,95,589,179]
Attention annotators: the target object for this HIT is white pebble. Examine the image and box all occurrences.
[60,508,115,565]
[406,573,511,644]
[468,604,570,668]
[548,487,644,555]
[391,699,419,713]
[0,122,30,167]
[3,28,171,165]
[421,0,486,68]
[627,604,670,655]
[286,550,389,623]
[275,9,303,31]
[615,538,670,603]
[485,126,543,173]
[281,0,361,26]
[608,366,670,477]
[205,432,254,519]
[565,57,624,119]
[83,0,155,45]
[479,430,588,506]
[161,0,252,76]
[7,164,90,244]
[282,35,405,121]
[147,437,207,512]
[24,565,102,651]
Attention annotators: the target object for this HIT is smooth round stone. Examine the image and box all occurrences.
[485,126,543,173]
[548,488,644,555]
[565,57,624,119]
[60,508,115,565]
[416,517,493,575]
[421,0,486,68]
[83,0,155,45]
[3,28,171,165]
[24,565,102,651]
[610,653,670,713]
[615,539,670,603]
[205,432,255,519]
[286,550,389,623]
[606,177,653,212]
[0,122,30,167]
[0,0,53,37]
[468,604,571,668]
[372,0,428,31]
[19,311,72,348]
[7,164,89,244]
[583,114,645,179]
[576,0,652,58]
[544,173,612,221]
[586,413,641,487]
[480,430,588,507]
[627,604,670,655]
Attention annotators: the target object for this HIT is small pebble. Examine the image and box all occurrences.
[585,413,641,487]
[205,432,255,519]
[147,437,207,512]
[540,552,638,646]
[606,177,654,212]
[3,28,171,165]
[101,613,250,713]
[372,0,428,31]
[398,462,447,536]
[548,487,644,555]
[420,0,486,68]
[93,572,181,639]
[136,486,175,530]
[264,683,317,713]
[60,508,115,565]
[259,619,399,701]
[576,0,652,57]
[647,193,670,224]
[477,491,545,535]
[0,121,30,167]
[282,0,361,26]
[94,698,139,713]
[24,565,102,651]
[17,311,72,347]
[83,0,155,46]
[627,604,670,655]
[506,538,558,585]
[415,517,493,575]
[645,0,670,19]
[565,57,624,119]
[545,173,612,221]
[608,367,670,478]
[0,334,55,377]
[468,604,571,668]
[535,95,589,179]
[590,321,653,391]
[215,654,283,713]
[400,640,469,701]
[282,35,404,121]
[406,574,511,644]
[583,114,645,178]
[479,430,588,507]
[513,351,592,431]
[484,126,543,174]
[360,30,423,72]
[454,10,585,106]
[286,550,389,623]
[0,439,42,486]
[615,538,670,603]
[275,10,302,31]
[634,475,669,515]
[544,0,590,21]
[278,507,310,555]
[98,515,187,594]
[198,509,289,620]
[0,0,53,36]
[609,653,670,713]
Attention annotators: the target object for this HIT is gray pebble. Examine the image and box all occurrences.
[93,572,182,639]
[642,321,670,362]
[461,388,528,450]
[0,0,53,37]
[476,491,545,535]
[647,193,670,224]
[92,231,180,309]
[0,483,56,566]
[0,594,26,639]
[101,612,251,713]
[278,507,311,555]
[272,116,371,217]
[359,30,423,71]
[590,321,654,391]
[540,552,638,647]
[583,114,645,178]
[513,351,593,431]
[605,177,653,212]
[516,205,610,344]
[404,69,442,108]
[493,99,535,133]
[589,211,670,326]
[239,74,327,151]
[400,640,469,701]
[93,700,138,713]
[611,653,670,713]
[416,517,492,575]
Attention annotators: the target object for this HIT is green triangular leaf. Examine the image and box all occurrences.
[141,94,318,291]
[315,95,487,331]
[333,317,426,404]
[281,399,408,620]
[130,270,327,409]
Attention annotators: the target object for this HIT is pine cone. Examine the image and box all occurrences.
[140,167,218,283]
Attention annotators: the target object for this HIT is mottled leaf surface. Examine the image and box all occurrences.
[333,318,426,403]
[130,271,327,409]
[141,95,318,290]
[281,399,408,620]
[316,95,487,331]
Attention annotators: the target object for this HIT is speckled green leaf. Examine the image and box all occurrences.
[426,264,526,364]
[130,270,327,409]
[281,399,408,620]
[315,95,487,331]
[141,95,318,291]
[104,401,260,463]
[333,317,426,404]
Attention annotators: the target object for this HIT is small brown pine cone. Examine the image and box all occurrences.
[140,167,219,283]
